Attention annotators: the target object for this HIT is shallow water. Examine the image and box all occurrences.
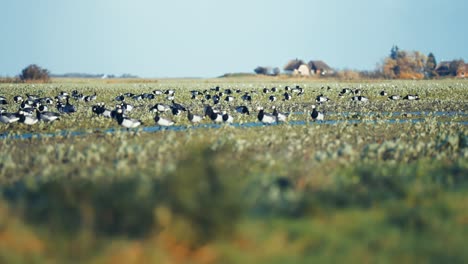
[1,117,466,140]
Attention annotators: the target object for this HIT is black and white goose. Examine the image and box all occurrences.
[36,109,60,122]
[0,96,7,105]
[257,107,276,124]
[57,98,77,113]
[172,100,187,112]
[235,105,250,115]
[120,102,134,112]
[14,95,23,103]
[283,92,292,101]
[388,95,400,100]
[316,94,330,103]
[187,110,203,123]
[84,92,97,102]
[150,103,171,113]
[272,106,288,122]
[380,90,388,96]
[224,96,234,102]
[115,108,142,128]
[351,96,369,102]
[269,95,277,102]
[403,94,419,100]
[18,110,38,125]
[222,111,234,123]
[0,111,20,124]
[205,106,223,123]
[154,114,175,126]
[310,105,324,121]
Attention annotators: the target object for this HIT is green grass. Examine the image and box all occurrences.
[0,78,467,263]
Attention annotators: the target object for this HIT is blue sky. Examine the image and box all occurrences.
[1,0,467,77]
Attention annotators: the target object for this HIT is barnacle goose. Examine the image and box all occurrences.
[154,114,175,126]
[18,110,38,125]
[0,112,20,124]
[36,109,60,122]
[235,105,250,115]
[316,94,329,103]
[403,94,419,100]
[115,108,142,128]
[150,103,171,113]
[257,107,276,124]
[310,105,324,121]
[272,106,288,122]
[187,110,203,123]
[388,95,400,100]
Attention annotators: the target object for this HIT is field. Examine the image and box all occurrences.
[0,78,467,263]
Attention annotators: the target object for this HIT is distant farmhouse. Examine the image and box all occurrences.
[283,59,334,76]
[435,60,467,78]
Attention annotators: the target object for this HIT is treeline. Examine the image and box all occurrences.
[252,46,466,80]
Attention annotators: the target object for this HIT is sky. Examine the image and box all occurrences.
[0,0,467,78]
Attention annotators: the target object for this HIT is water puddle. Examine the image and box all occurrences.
[1,117,466,141]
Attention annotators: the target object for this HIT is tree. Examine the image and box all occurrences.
[20,64,50,82]
[425,52,437,78]
[390,45,399,60]
[254,66,270,75]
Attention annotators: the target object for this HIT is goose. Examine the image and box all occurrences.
[311,105,324,121]
[284,86,291,91]
[150,103,171,113]
[316,94,329,103]
[18,110,38,125]
[291,86,303,94]
[388,95,400,100]
[143,93,155,100]
[115,108,142,128]
[206,106,223,123]
[36,109,60,122]
[263,88,270,93]
[380,90,388,96]
[132,94,144,101]
[235,105,250,115]
[164,89,175,96]
[0,96,7,105]
[38,105,48,112]
[222,111,234,123]
[271,87,277,92]
[354,89,362,95]
[340,88,352,95]
[84,92,97,102]
[154,114,175,126]
[269,95,277,102]
[283,92,292,101]
[39,97,54,105]
[57,98,76,113]
[272,106,288,122]
[153,89,163,95]
[352,96,369,102]
[187,110,203,123]
[257,107,276,124]
[171,106,182,116]
[115,94,125,101]
[120,102,133,112]
[241,93,252,102]
[403,94,419,100]
[224,96,234,102]
[212,95,220,104]
[14,95,23,103]
[26,94,40,101]
[224,89,233,95]
[172,100,187,111]
[0,112,20,124]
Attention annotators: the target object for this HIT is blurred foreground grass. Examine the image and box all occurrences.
[0,142,467,263]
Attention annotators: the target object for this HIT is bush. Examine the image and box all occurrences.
[19,64,50,82]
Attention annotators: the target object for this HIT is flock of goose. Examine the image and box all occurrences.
[0,85,421,129]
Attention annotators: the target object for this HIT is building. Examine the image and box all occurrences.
[308,60,334,75]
